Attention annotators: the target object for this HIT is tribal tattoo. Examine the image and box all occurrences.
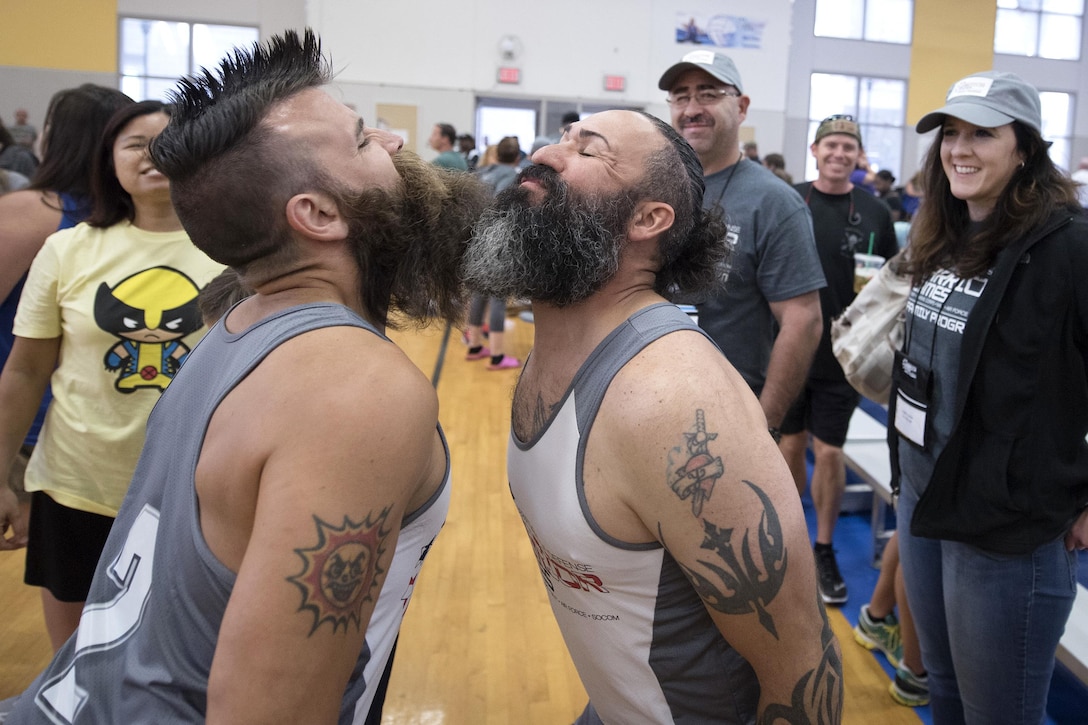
[665,412,788,638]
[671,480,788,637]
[288,508,392,636]
[758,592,844,724]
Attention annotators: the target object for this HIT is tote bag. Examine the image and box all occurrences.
[830,254,911,404]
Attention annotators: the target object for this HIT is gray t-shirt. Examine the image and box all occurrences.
[897,268,991,498]
[696,159,826,392]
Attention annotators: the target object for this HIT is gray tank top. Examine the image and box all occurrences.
[11,303,451,724]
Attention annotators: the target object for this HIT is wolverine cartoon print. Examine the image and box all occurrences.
[94,266,203,393]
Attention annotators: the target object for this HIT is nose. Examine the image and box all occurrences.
[530,141,561,168]
[944,134,968,157]
[371,127,404,154]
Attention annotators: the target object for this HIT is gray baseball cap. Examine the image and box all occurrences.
[658,50,744,93]
[916,71,1041,134]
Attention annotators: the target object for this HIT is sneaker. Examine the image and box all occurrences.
[889,664,929,707]
[853,605,902,668]
[465,347,491,361]
[813,545,848,605]
[487,355,521,371]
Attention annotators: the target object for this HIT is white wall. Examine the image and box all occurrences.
[6,1,1088,177]
[308,0,795,160]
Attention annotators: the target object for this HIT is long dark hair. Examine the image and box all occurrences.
[86,101,171,228]
[28,84,133,197]
[904,120,1079,282]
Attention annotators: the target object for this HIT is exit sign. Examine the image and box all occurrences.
[497,67,520,84]
[604,75,625,92]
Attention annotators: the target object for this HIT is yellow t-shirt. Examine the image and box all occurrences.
[14,221,224,515]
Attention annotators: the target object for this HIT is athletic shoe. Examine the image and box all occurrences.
[853,605,902,668]
[487,355,521,371]
[889,663,930,707]
[813,546,848,605]
[465,347,491,361]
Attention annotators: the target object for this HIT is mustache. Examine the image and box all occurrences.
[678,113,712,128]
[515,163,565,193]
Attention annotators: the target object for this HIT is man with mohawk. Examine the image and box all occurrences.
[6,29,490,724]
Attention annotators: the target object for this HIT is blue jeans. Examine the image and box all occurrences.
[897,476,1078,724]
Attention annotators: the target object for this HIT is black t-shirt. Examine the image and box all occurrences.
[795,182,899,380]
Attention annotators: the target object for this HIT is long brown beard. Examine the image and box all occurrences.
[338,152,492,328]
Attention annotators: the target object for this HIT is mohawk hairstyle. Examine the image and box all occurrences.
[149,29,334,271]
[152,29,330,183]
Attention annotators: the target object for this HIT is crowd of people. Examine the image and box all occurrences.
[0,30,1086,725]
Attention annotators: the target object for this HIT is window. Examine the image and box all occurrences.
[805,74,907,183]
[814,0,914,44]
[1040,91,1075,170]
[473,98,642,159]
[475,99,539,158]
[995,0,1083,60]
[120,18,259,101]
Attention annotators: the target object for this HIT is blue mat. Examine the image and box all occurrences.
[800,433,1088,725]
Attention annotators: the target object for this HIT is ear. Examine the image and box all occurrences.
[627,200,675,244]
[736,94,750,123]
[810,142,819,158]
[284,192,349,242]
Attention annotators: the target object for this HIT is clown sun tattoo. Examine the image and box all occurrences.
[288,508,392,635]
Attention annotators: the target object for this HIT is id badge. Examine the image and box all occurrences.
[892,350,932,449]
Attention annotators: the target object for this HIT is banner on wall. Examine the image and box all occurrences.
[676,13,766,49]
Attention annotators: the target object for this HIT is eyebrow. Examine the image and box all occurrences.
[575,127,611,149]
[355,117,366,140]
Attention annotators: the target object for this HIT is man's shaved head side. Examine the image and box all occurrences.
[150,29,333,272]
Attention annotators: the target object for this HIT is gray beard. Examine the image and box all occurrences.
[463,184,633,308]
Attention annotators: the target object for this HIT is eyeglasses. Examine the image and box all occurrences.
[666,88,742,107]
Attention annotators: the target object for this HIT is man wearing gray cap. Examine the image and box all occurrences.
[890,68,1088,725]
[659,50,825,454]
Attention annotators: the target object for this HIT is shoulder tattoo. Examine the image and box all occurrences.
[665,410,789,638]
[287,508,393,636]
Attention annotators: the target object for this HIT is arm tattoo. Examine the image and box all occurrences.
[288,508,392,636]
[667,409,724,516]
[668,481,788,637]
[665,412,788,638]
[758,593,844,724]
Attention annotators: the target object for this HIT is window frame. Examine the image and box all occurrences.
[994,0,1084,60]
[813,0,914,45]
[118,16,260,101]
[804,72,908,184]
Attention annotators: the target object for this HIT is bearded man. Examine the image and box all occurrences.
[464,109,843,725]
[7,29,490,725]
